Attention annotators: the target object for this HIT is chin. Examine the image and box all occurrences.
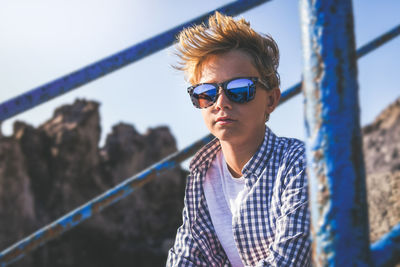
[213,130,244,144]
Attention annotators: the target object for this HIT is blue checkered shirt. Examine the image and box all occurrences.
[167,127,310,266]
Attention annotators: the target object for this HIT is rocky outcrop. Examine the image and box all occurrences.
[0,99,187,267]
[0,136,36,267]
[363,97,400,243]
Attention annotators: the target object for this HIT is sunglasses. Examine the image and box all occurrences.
[187,77,267,109]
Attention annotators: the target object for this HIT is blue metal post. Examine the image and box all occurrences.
[300,0,371,265]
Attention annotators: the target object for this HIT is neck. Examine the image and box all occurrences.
[220,127,266,178]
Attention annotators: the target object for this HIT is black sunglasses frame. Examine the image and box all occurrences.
[187,77,266,109]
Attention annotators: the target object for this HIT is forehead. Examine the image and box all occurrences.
[198,50,260,83]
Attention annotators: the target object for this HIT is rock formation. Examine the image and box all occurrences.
[0,99,187,267]
[0,97,399,266]
[363,97,400,243]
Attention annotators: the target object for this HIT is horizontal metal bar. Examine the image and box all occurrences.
[0,134,214,267]
[0,0,271,122]
[278,23,400,105]
[279,82,302,104]
[371,223,400,267]
[357,24,400,58]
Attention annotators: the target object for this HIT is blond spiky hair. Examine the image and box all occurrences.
[174,11,280,88]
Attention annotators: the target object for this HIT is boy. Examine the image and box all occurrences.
[167,12,310,266]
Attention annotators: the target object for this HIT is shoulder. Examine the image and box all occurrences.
[278,137,305,161]
[270,135,307,187]
[189,137,221,172]
[271,134,306,164]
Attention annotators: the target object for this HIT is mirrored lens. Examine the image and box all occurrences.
[192,84,218,108]
[226,78,255,103]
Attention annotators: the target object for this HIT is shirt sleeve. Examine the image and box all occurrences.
[259,151,311,267]
[166,187,209,266]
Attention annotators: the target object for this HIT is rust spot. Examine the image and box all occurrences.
[2,246,23,262]
[48,224,64,238]
[92,189,126,213]
[73,213,83,223]
[24,235,43,253]
[312,90,322,135]
[314,149,323,161]
[310,220,319,265]
[313,149,330,216]
[314,46,324,85]
[311,240,317,265]
[130,172,157,189]
[317,174,329,209]
[6,224,65,263]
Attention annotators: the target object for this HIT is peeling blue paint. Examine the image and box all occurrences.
[300,0,371,265]
[155,161,175,171]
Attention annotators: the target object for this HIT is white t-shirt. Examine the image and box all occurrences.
[203,150,248,267]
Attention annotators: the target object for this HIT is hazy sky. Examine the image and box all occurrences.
[1,0,399,157]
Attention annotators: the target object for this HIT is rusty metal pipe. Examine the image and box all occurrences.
[300,0,371,265]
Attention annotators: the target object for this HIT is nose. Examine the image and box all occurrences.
[214,86,232,110]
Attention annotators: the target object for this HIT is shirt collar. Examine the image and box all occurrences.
[189,137,220,173]
[190,126,276,178]
[242,126,275,178]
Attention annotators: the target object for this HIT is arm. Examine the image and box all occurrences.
[166,186,209,266]
[259,152,311,266]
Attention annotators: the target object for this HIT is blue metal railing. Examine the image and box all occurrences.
[0,1,399,266]
[0,0,270,122]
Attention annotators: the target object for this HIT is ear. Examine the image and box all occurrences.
[266,88,281,113]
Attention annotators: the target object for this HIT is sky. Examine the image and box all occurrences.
[1,0,399,166]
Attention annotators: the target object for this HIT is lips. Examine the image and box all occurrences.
[215,116,236,125]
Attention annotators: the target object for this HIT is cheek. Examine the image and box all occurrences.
[255,93,269,115]
[249,107,266,123]
[242,100,268,125]
[250,97,268,116]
